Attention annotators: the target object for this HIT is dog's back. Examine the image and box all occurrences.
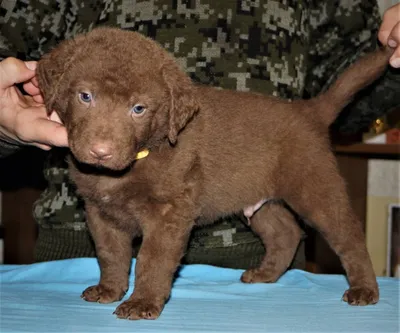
[188,46,394,219]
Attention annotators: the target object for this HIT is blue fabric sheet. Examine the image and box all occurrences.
[0,258,399,333]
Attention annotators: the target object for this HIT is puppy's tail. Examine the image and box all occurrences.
[314,46,394,126]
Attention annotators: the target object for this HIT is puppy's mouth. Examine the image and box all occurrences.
[91,160,132,171]
[68,138,148,172]
[71,156,132,177]
[89,149,148,171]
[70,153,134,174]
[69,146,135,172]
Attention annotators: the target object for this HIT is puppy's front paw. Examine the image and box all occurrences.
[241,268,279,283]
[342,287,379,306]
[113,298,164,320]
[81,284,127,303]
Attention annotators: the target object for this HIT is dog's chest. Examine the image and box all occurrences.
[69,155,192,219]
[68,164,144,215]
[78,171,152,205]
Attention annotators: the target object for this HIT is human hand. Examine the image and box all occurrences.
[0,57,68,150]
[378,3,400,68]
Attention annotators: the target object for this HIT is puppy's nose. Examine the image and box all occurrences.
[89,143,113,160]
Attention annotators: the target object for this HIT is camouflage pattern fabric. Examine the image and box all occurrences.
[304,1,400,133]
[0,138,21,157]
[0,0,395,268]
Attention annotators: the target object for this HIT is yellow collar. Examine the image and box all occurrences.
[135,149,150,161]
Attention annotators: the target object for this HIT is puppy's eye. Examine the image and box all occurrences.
[131,104,146,115]
[79,92,92,103]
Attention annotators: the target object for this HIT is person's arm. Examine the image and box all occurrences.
[0,138,21,158]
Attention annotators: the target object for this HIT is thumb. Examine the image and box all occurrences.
[0,58,37,90]
[33,118,69,147]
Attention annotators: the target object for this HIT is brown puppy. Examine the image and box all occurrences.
[37,27,392,320]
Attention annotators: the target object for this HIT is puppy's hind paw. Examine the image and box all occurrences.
[342,287,379,306]
[240,268,280,284]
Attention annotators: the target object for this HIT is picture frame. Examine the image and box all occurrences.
[386,203,400,277]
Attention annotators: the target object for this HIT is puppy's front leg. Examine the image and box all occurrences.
[114,212,193,320]
[81,204,133,303]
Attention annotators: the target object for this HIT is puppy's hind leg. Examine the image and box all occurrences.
[241,202,303,283]
[286,165,379,306]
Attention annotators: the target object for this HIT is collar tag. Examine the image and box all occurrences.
[135,149,149,160]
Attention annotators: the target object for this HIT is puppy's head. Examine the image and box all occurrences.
[37,28,199,170]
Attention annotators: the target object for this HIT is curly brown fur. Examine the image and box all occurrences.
[37,27,393,320]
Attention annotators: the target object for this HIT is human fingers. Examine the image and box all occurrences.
[31,76,39,87]
[23,81,41,96]
[22,79,44,104]
[32,94,45,104]
[49,111,63,124]
[378,4,400,45]
[31,117,69,147]
[0,58,36,90]
[388,22,400,68]
[13,106,69,148]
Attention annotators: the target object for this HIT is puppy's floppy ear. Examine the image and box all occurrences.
[37,37,85,118]
[162,62,199,145]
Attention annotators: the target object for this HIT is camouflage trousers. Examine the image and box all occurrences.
[35,213,306,270]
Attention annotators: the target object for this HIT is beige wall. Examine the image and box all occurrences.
[366,160,400,276]
[365,0,400,277]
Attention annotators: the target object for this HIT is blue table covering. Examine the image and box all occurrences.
[0,258,399,332]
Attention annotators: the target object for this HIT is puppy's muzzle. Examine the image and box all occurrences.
[89,142,113,161]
